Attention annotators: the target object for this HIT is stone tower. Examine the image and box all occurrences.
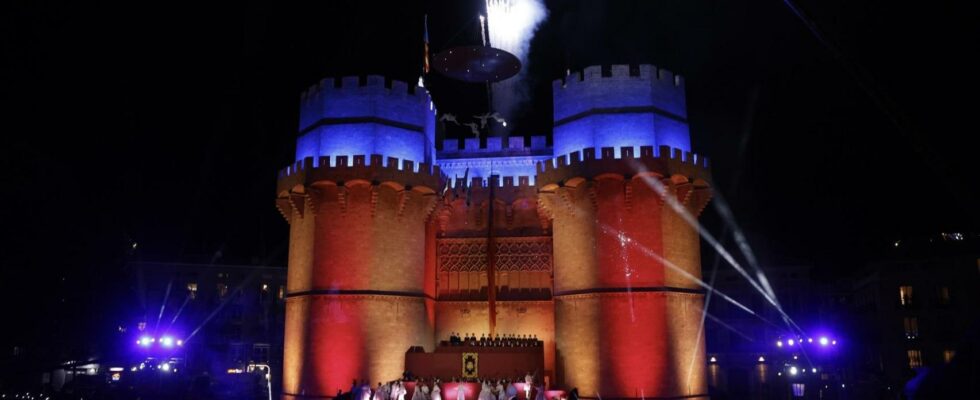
[276,76,439,398]
[538,65,712,399]
[275,65,713,400]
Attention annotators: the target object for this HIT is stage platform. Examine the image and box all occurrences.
[405,344,545,382]
[400,381,564,400]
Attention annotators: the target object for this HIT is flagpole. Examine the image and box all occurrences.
[487,162,497,337]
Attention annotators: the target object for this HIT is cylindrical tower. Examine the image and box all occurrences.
[276,76,440,399]
[540,65,712,399]
[552,65,691,158]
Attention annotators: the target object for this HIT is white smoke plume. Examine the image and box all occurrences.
[485,0,548,133]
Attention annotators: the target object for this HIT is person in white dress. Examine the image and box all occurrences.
[456,381,467,400]
[411,380,425,400]
[421,381,431,400]
[523,374,533,400]
[361,382,373,400]
[478,380,492,400]
[495,381,505,400]
[398,382,408,400]
[431,380,442,400]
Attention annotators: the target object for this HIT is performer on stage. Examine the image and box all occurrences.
[495,380,506,400]
[352,380,362,400]
[411,380,425,400]
[505,380,518,400]
[478,380,491,400]
[431,380,442,400]
[374,383,386,400]
[533,384,545,400]
[361,381,374,400]
[523,373,533,400]
[422,380,432,400]
[456,380,467,400]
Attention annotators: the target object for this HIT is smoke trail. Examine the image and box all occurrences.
[485,0,548,128]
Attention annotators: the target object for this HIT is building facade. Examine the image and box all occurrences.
[845,235,979,398]
[276,65,713,399]
[127,261,287,393]
[703,265,847,399]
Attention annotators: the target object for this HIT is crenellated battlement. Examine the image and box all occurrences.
[553,64,683,91]
[298,75,435,131]
[552,64,686,121]
[295,74,438,167]
[437,174,548,236]
[451,175,537,191]
[439,135,550,155]
[535,145,711,188]
[276,154,442,195]
[550,64,692,159]
[300,75,433,109]
[442,175,540,211]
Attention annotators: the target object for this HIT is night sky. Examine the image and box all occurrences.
[2,1,977,356]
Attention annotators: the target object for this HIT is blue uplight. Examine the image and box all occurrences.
[294,77,436,166]
[552,65,693,160]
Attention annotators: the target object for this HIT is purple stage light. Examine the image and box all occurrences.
[160,336,174,347]
[788,339,795,346]
[139,336,153,346]
[819,337,829,346]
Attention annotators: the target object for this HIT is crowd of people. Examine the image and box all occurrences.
[344,373,573,400]
[447,333,542,347]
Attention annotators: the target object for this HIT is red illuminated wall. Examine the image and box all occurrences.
[540,161,712,399]
[280,179,438,398]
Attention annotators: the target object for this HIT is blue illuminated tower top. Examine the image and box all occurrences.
[552,64,691,158]
[295,76,437,166]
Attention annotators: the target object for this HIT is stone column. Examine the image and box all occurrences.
[277,157,440,399]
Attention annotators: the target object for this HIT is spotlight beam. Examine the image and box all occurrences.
[166,293,192,331]
[154,279,174,334]
[630,162,806,336]
[182,240,286,344]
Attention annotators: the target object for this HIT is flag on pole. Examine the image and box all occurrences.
[423,14,431,74]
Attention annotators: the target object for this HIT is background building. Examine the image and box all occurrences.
[119,261,287,398]
[844,233,979,398]
[704,264,846,399]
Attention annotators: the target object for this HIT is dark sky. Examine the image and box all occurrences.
[1,0,977,351]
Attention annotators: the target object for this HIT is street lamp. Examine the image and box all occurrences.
[249,363,273,400]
